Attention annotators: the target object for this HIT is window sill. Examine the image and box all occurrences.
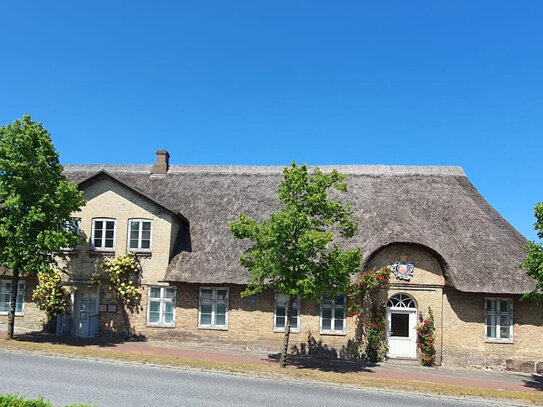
[0,312,24,317]
[319,330,347,336]
[89,249,115,256]
[129,250,152,257]
[198,326,228,331]
[274,329,300,334]
[146,323,176,329]
[485,338,514,344]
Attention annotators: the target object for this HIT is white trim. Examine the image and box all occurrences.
[484,297,514,343]
[273,293,300,333]
[127,219,153,252]
[91,218,117,251]
[0,280,25,316]
[146,286,176,327]
[386,308,417,359]
[319,293,346,335]
[198,287,229,330]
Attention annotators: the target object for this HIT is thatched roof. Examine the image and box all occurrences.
[63,164,533,294]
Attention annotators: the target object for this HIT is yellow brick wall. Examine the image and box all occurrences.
[442,289,543,371]
[0,277,46,333]
[122,284,357,356]
[58,178,178,284]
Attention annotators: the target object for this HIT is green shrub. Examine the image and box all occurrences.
[0,394,94,407]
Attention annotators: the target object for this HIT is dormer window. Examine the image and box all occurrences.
[92,218,116,251]
[128,219,152,251]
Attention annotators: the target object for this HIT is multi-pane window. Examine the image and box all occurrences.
[0,281,25,315]
[65,218,81,236]
[63,218,81,249]
[274,294,300,332]
[485,298,513,342]
[320,293,346,334]
[92,218,116,250]
[199,288,228,329]
[128,220,152,251]
[147,286,176,326]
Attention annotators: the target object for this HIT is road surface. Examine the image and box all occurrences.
[0,351,502,407]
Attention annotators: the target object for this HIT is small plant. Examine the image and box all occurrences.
[417,307,436,366]
[32,269,69,319]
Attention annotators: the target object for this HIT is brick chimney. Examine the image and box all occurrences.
[151,150,170,175]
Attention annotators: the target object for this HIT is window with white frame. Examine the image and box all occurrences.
[274,294,300,332]
[199,288,228,329]
[485,298,513,342]
[320,293,346,334]
[0,281,25,315]
[92,218,116,250]
[128,219,152,251]
[147,286,176,326]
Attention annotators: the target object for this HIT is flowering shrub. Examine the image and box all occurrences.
[417,307,436,366]
[347,267,390,362]
[100,253,142,336]
[32,269,69,319]
[100,253,142,312]
[346,267,390,316]
[364,304,388,362]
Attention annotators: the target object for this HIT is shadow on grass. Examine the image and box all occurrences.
[267,353,377,373]
[9,330,146,348]
[267,333,377,373]
[522,374,543,391]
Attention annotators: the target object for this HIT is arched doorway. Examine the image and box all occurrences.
[386,293,417,359]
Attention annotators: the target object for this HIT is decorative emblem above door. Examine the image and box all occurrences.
[391,261,414,281]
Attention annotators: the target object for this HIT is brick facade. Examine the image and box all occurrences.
[2,172,542,373]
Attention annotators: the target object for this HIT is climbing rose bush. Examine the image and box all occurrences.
[347,267,390,362]
[417,307,436,366]
[32,269,69,319]
[346,267,390,316]
[100,253,142,313]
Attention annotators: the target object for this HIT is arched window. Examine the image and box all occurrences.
[387,293,416,309]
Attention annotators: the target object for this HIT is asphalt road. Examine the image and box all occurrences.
[0,351,502,407]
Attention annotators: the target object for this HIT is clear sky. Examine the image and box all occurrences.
[1,1,541,240]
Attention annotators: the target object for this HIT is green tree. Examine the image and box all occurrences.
[230,162,361,367]
[521,202,543,311]
[0,115,85,338]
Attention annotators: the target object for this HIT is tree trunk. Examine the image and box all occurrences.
[7,269,20,339]
[279,296,294,368]
[118,297,132,339]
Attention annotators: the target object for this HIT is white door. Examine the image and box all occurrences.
[75,289,99,338]
[386,293,417,359]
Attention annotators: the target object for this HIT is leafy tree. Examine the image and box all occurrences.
[521,202,543,311]
[0,115,85,338]
[230,162,361,367]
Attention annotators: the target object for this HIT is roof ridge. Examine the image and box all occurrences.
[64,164,465,177]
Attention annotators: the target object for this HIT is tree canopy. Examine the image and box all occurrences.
[0,115,85,337]
[230,162,361,366]
[521,202,543,307]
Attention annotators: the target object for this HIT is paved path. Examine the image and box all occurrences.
[1,331,541,394]
[0,351,498,407]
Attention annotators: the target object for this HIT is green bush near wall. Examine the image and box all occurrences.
[0,394,93,407]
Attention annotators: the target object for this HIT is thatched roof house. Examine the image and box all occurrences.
[63,161,533,295]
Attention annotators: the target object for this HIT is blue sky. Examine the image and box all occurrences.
[1,1,542,240]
